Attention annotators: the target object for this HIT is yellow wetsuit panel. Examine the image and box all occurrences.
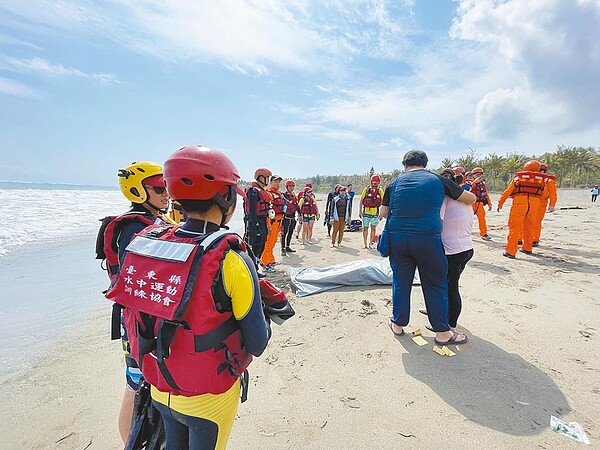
[222,249,255,320]
[151,380,240,450]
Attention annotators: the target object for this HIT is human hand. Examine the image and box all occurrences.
[488,204,492,211]
[497,206,501,212]
[547,206,556,213]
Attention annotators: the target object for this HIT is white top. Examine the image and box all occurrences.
[440,197,474,255]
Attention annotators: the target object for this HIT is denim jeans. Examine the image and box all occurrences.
[388,232,450,332]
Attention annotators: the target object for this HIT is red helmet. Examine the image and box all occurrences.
[471,167,484,174]
[523,160,541,172]
[164,146,244,207]
[285,179,296,188]
[371,174,381,184]
[254,167,272,182]
[540,163,549,172]
[452,166,465,175]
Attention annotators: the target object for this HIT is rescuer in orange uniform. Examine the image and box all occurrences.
[469,167,493,240]
[497,160,548,258]
[261,175,285,270]
[531,162,557,247]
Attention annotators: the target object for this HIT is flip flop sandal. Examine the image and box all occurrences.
[388,318,405,336]
[418,308,428,316]
[434,332,468,346]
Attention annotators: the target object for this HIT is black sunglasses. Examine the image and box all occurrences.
[145,185,166,194]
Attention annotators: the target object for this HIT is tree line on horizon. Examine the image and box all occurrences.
[285,145,599,193]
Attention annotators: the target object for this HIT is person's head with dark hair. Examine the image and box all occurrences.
[440,168,454,179]
[402,150,428,168]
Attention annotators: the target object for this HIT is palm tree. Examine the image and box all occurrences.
[440,157,455,170]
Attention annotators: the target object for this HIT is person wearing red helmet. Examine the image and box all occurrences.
[95,161,171,444]
[328,185,350,247]
[360,174,384,249]
[244,167,272,262]
[469,167,493,241]
[298,183,320,244]
[497,160,547,258]
[280,180,299,255]
[107,146,272,449]
[531,162,558,246]
[261,175,284,271]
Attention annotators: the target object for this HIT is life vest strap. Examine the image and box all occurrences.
[194,316,238,352]
[240,369,249,403]
[111,303,123,340]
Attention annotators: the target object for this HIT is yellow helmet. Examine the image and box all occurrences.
[118,161,163,204]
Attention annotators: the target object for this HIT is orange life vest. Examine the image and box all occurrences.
[510,171,547,197]
[268,188,285,216]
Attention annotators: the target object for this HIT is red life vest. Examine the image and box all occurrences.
[244,182,271,217]
[268,188,285,216]
[471,181,489,204]
[362,186,382,208]
[510,171,547,197]
[96,212,161,280]
[282,191,298,216]
[300,192,317,215]
[106,226,251,397]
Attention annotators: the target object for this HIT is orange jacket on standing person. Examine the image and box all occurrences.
[470,168,492,239]
[262,176,284,267]
[532,163,558,244]
[497,160,546,257]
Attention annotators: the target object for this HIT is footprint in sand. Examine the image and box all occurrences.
[579,328,596,339]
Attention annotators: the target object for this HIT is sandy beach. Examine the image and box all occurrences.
[1,189,598,449]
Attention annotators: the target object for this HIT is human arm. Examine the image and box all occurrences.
[117,222,148,266]
[224,249,271,356]
[547,180,557,212]
[496,181,515,211]
[359,188,367,218]
[440,175,476,205]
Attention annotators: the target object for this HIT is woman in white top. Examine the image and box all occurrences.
[439,169,474,331]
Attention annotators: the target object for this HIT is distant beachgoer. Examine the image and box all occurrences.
[469,167,493,241]
[497,160,547,258]
[295,183,311,239]
[380,150,475,345]
[281,180,299,256]
[532,163,558,246]
[107,146,274,450]
[328,186,350,247]
[298,184,320,244]
[168,200,186,223]
[591,185,599,203]
[324,184,341,237]
[97,160,169,443]
[261,175,284,271]
[347,183,355,221]
[359,174,384,249]
[244,167,272,264]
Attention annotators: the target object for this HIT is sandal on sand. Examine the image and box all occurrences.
[434,332,468,346]
[424,323,434,332]
[388,318,405,336]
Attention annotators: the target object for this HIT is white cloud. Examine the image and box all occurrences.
[0,76,38,98]
[273,123,363,141]
[1,56,120,85]
[281,152,314,160]
[451,0,600,129]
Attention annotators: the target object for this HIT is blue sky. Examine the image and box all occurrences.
[0,0,598,186]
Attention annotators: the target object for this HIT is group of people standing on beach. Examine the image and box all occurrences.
[97,145,560,449]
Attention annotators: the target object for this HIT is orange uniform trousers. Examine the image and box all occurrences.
[532,199,548,243]
[472,202,488,236]
[261,216,282,266]
[506,194,540,255]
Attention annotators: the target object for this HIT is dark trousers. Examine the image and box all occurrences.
[388,232,450,332]
[592,194,598,202]
[281,216,296,249]
[153,400,219,449]
[244,217,268,260]
[446,249,474,328]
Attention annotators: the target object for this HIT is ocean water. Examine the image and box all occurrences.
[0,186,244,377]
[0,187,244,258]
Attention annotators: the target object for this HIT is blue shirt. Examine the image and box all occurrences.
[382,169,464,235]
